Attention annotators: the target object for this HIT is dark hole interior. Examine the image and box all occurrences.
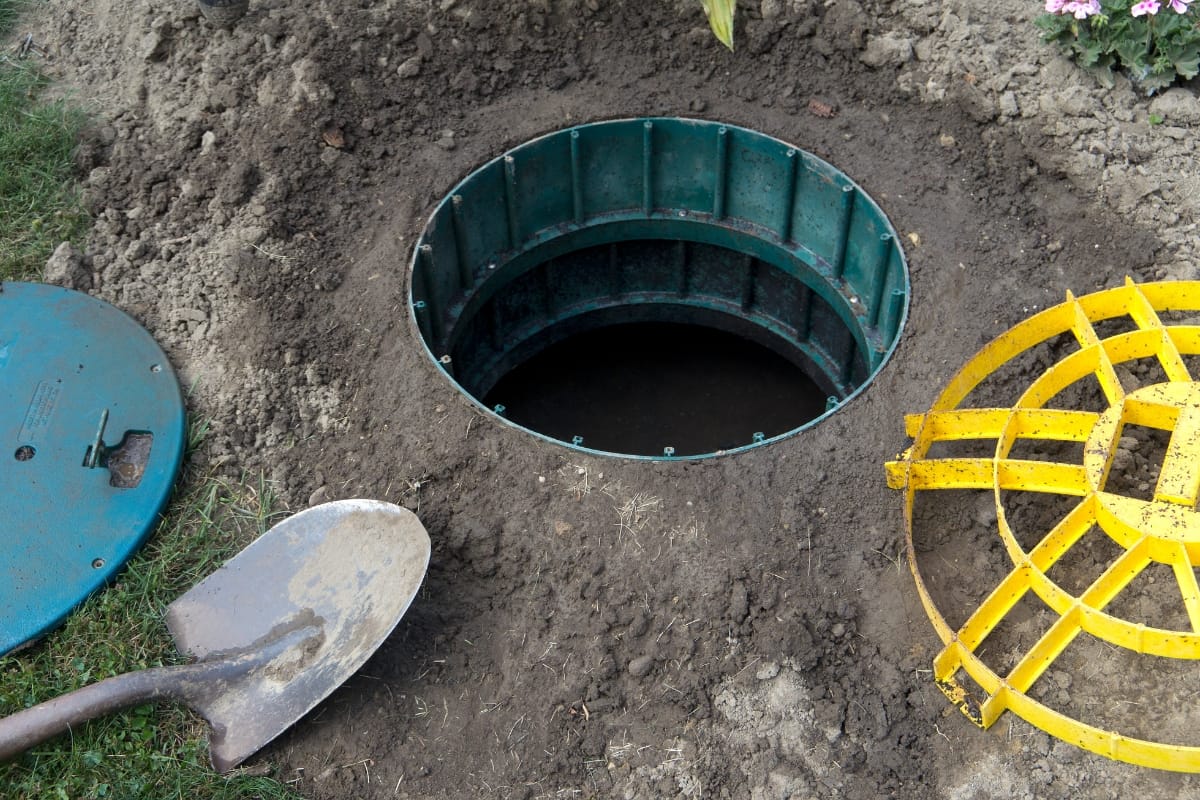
[483,321,827,456]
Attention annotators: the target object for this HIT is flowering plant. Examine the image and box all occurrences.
[1036,0,1200,92]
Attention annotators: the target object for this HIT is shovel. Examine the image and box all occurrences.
[0,498,431,772]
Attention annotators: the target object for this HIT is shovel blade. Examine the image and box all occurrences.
[163,499,430,771]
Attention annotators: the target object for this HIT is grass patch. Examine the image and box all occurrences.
[0,0,18,32]
[0,471,304,799]
[0,0,90,281]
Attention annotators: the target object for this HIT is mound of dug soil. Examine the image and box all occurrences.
[14,0,1200,796]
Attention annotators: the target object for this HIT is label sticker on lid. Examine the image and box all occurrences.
[19,381,59,443]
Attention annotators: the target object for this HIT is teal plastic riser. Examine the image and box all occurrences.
[409,118,910,460]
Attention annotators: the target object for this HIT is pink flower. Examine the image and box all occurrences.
[1168,0,1191,12]
[1045,0,1068,11]
[1063,0,1101,17]
[1131,0,1161,14]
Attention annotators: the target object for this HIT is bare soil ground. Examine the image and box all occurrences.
[12,0,1200,796]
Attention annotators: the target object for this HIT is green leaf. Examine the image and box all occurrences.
[699,0,735,51]
[1080,41,1106,67]
[1136,68,1176,94]
[1115,36,1148,68]
[1170,45,1200,79]
[1088,61,1117,88]
[1034,12,1071,37]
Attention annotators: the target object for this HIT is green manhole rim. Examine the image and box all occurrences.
[408,117,910,461]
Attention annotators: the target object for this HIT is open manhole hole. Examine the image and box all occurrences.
[410,118,909,458]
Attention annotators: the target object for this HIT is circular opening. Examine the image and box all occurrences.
[91,558,105,569]
[410,118,909,459]
[14,445,35,461]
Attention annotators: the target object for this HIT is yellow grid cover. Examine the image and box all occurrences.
[886,278,1200,771]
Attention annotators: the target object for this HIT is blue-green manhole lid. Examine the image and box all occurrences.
[1,282,186,654]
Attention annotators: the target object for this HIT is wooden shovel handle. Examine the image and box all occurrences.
[0,652,260,764]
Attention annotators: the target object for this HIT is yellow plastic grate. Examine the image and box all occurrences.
[886,278,1200,771]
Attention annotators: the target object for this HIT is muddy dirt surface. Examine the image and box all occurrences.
[12,0,1200,796]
